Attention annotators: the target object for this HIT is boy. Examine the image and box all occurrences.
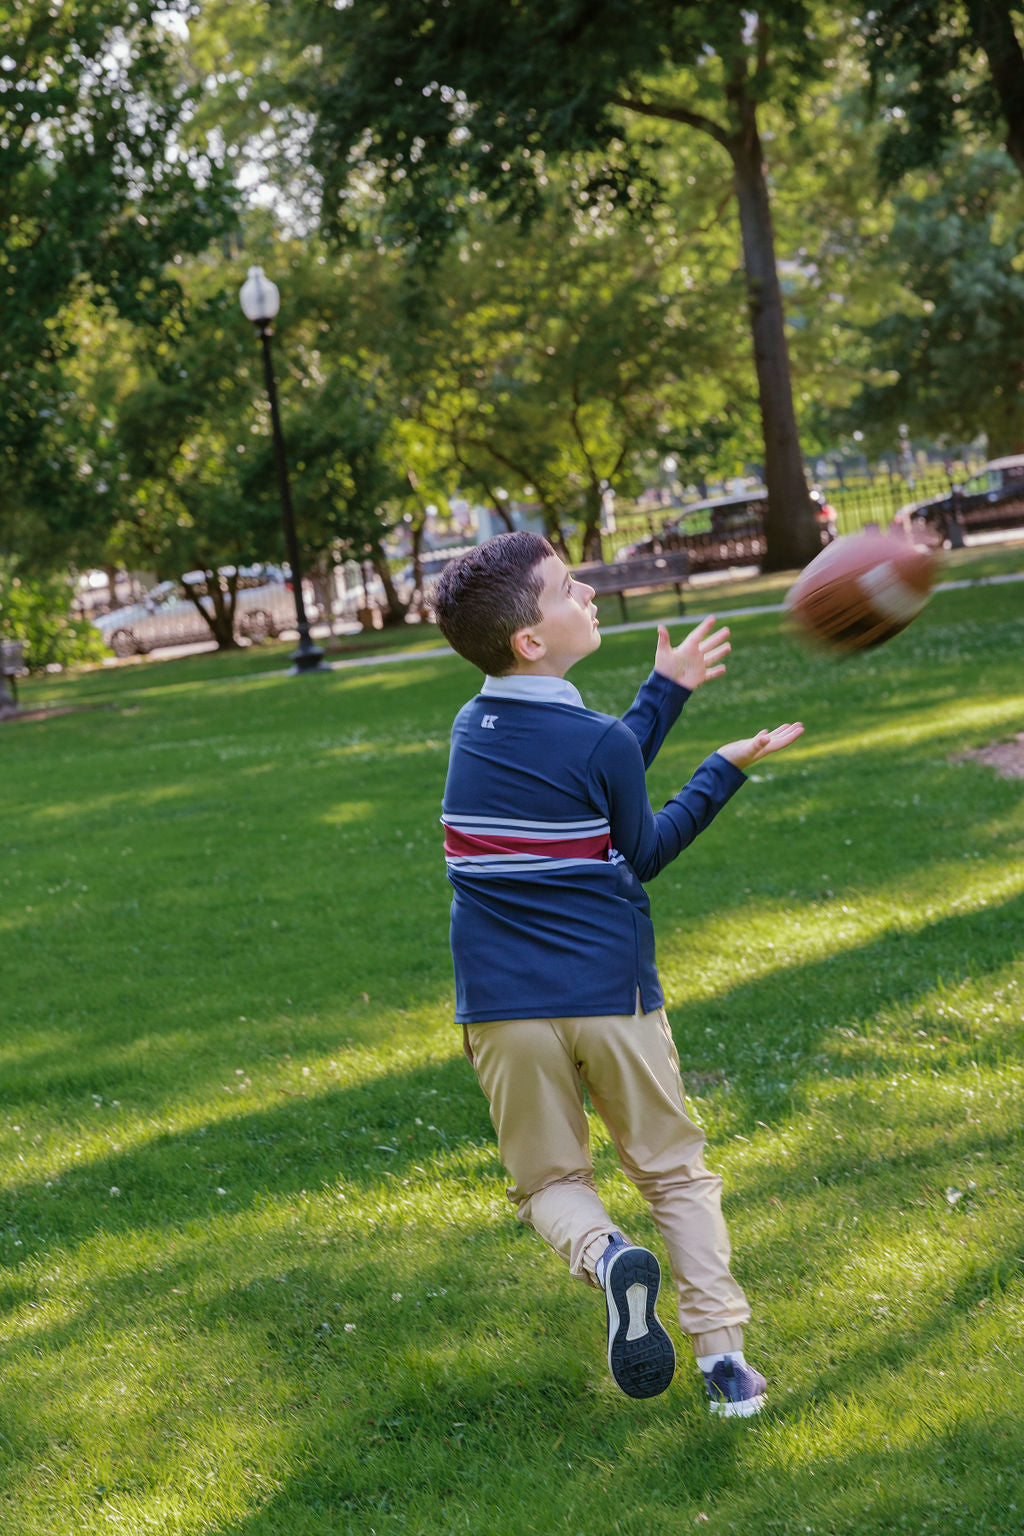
[433,531,803,1415]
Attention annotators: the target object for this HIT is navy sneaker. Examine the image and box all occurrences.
[595,1234,675,1399]
[702,1356,767,1418]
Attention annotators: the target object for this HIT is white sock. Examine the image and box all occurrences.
[697,1350,746,1372]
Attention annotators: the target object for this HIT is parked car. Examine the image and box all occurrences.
[621,488,820,570]
[92,567,297,657]
[618,487,839,572]
[894,455,1024,546]
[616,490,766,566]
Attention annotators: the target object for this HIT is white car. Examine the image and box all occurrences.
[93,568,298,657]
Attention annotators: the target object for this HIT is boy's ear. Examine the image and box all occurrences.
[511,624,546,664]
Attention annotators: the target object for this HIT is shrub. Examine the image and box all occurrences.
[0,564,107,671]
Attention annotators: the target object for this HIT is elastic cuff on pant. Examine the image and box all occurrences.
[577,1231,614,1288]
[689,1325,745,1358]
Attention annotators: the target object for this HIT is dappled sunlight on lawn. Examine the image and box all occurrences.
[2,564,1023,1536]
[730,1055,1021,1185]
[0,1011,470,1192]
[793,692,1024,759]
[319,798,377,826]
[24,778,194,826]
[0,1156,588,1532]
[660,859,1024,1009]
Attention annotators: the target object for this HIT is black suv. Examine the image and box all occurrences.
[617,487,834,573]
[895,456,1024,546]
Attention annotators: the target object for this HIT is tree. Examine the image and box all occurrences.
[863,1,1024,184]
[84,274,286,646]
[274,373,416,624]
[387,197,750,558]
[295,0,828,568]
[0,1,236,571]
[25,232,441,639]
[846,147,1024,455]
[237,241,444,625]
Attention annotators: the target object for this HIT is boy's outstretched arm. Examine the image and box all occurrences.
[620,614,733,766]
[716,722,805,770]
[653,615,731,691]
[596,710,803,883]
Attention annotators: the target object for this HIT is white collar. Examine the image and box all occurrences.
[481,673,585,709]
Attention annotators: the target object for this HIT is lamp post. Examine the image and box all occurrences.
[239,265,327,674]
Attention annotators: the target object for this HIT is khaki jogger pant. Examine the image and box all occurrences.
[464,1003,750,1359]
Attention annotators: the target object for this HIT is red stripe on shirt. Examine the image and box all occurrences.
[443,828,611,860]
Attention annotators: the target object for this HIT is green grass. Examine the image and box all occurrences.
[2,548,1024,1535]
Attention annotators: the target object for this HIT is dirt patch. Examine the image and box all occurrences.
[954,733,1024,780]
[683,1069,730,1094]
[0,703,98,725]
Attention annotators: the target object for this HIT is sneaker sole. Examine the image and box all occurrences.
[708,1392,766,1419]
[603,1246,675,1399]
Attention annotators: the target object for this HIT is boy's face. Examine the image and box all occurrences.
[512,554,600,674]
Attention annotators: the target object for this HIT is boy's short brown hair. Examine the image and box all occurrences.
[433,531,555,676]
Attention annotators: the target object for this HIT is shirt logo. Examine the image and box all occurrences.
[481,714,498,730]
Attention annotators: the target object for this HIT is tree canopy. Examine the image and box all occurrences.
[3,0,1023,643]
[849,147,1024,455]
[864,0,1024,183]
[0,0,236,568]
[297,0,839,566]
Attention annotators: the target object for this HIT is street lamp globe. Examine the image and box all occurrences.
[239,265,280,326]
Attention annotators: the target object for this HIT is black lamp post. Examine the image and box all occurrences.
[239,265,327,674]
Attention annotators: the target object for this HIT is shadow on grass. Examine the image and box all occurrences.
[162,1166,1023,1536]
[665,885,1024,1112]
[3,889,1019,1269]
[2,884,1019,1259]
[2,888,1023,1532]
[0,1050,493,1254]
[3,588,1023,1530]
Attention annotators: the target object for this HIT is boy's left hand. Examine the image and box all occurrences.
[717,721,805,769]
[654,616,731,691]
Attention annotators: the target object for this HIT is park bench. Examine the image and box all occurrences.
[1,639,28,707]
[575,550,691,623]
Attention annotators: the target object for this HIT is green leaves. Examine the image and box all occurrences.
[848,147,1024,452]
[864,0,1024,183]
[0,0,237,571]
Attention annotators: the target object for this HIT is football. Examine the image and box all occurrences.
[783,531,936,654]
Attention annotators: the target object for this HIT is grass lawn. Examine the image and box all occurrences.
[2,547,1023,1535]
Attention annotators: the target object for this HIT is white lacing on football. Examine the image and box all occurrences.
[855,560,928,624]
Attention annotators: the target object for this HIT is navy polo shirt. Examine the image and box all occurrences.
[441,669,745,1024]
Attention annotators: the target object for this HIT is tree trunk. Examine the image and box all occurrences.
[727,93,822,572]
[540,502,570,558]
[409,514,427,600]
[312,557,340,634]
[968,0,1024,180]
[309,567,331,624]
[369,544,410,626]
[184,573,240,649]
[580,484,604,562]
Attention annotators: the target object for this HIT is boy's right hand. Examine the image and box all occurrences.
[654,616,731,691]
[717,722,805,770]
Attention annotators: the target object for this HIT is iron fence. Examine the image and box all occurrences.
[594,461,982,564]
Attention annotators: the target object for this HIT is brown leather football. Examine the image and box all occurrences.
[784,531,936,653]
